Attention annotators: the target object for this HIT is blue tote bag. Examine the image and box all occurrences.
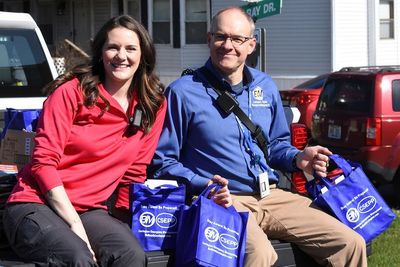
[175,184,248,267]
[1,108,41,138]
[131,183,186,251]
[307,154,396,243]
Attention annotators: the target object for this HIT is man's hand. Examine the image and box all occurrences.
[295,146,332,177]
[207,175,233,208]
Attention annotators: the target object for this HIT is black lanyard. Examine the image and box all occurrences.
[199,67,269,161]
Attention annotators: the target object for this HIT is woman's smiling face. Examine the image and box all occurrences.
[102,26,141,88]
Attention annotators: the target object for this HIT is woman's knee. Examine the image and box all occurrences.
[120,246,146,266]
[98,245,146,267]
[48,249,96,267]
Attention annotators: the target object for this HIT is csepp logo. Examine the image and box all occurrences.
[139,212,155,227]
[204,227,239,250]
[204,227,219,242]
[357,196,376,213]
[219,234,239,250]
[156,213,177,228]
[346,208,360,223]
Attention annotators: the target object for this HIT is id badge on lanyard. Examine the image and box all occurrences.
[259,172,270,198]
[236,91,270,199]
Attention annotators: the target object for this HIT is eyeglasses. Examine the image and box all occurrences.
[211,33,253,46]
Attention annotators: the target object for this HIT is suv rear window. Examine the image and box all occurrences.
[393,80,400,111]
[317,77,373,113]
[294,73,329,89]
[0,29,53,97]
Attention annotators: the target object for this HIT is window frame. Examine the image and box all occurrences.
[149,0,172,45]
[147,0,210,47]
[379,0,395,40]
[124,0,141,22]
[183,0,209,45]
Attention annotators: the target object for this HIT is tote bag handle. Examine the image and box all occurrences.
[313,154,352,190]
[141,183,180,195]
[132,183,184,196]
[1,108,41,139]
[329,154,353,177]
[192,183,222,205]
[0,111,18,139]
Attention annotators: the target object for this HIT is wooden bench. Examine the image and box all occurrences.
[0,241,322,267]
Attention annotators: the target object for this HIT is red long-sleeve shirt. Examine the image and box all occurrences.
[7,78,166,212]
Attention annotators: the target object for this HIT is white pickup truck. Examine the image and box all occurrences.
[0,11,58,111]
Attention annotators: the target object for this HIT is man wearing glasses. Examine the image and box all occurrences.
[150,6,367,267]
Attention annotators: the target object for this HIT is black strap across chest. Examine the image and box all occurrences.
[199,67,269,160]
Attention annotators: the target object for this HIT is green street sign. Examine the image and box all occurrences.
[241,0,282,20]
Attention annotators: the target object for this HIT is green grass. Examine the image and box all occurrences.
[367,209,400,267]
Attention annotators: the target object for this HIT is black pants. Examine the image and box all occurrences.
[3,203,145,267]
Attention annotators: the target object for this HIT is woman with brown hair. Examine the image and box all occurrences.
[3,15,166,267]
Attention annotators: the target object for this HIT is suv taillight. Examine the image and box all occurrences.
[296,95,319,105]
[280,92,290,100]
[366,118,381,146]
[290,123,308,195]
[291,123,308,149]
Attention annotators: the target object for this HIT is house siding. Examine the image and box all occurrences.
[2,0,400,89]
[332,0,369,70]
[254,0,331,77]
[249,0,331,89]
[155,45,184,86]
[157,44,209,83]
[93,0,112,35]
[210,0,332,89]
[377,40,400,64]
[157,0,333,88]
[156,1,211,86]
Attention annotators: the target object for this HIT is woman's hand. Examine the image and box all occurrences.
[69,220,96,260]
[207,175,232,208]
[46,186,96,262]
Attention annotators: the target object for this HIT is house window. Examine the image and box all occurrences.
[185,0,207,44]
[379,0,394,39]
[127,0,141,21]
[152,0,170,44]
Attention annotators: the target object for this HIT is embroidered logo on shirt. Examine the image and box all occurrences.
[253,87,264,100]
[252,86,270,107]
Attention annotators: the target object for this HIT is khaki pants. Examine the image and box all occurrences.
[232,186,367,267]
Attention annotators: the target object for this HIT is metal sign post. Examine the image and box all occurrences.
[246,28,267,72]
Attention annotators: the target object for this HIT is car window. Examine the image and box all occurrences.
[317,77,373,113]
[0,29,53,97]
[294,74,328,89]
[393,80,400,111]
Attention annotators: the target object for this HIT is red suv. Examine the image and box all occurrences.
[311,66,400,200]
[280,73,329,131]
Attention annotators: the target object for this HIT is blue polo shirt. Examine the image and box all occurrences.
[150,59,299,195]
